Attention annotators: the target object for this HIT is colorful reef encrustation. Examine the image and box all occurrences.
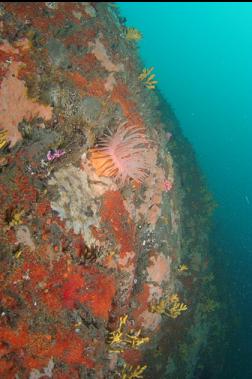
[0,2,219,378]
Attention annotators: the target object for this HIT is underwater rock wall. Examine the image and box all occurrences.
[0,3,219,378]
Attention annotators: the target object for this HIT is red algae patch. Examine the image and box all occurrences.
[82,268,116,320]
[50,330,94,368]
[63,267,116,321]
[100,191,135,254]
[0,39,19,55]
[111,81,145,127]
[67,71,88,90]
[122,349,142,366]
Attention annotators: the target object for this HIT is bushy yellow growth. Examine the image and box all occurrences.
[201,298,220,314]
[126,28,142,41]
[107,314,128,352]
[178,264,189,272]
[121,363,147,379]
[168,294,188,319]
[138,67,153,81]
[126,329,150,348]
[149,299,167,315]
[15,250,23,259]
[0,129,8,150]
[8,210,24,227]
[150,294,188,319]
[203,272,215,284]
[138,67,158,90]
[107,314,149,353]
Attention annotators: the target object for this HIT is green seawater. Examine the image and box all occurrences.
[119,2,252,378]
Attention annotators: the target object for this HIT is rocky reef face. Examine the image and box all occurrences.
[0,3,219,379]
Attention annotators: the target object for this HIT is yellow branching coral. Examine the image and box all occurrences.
[107,314,149,353]
[0,129,8,150]
[138,67,154,81]
[15,250,23,259]
[107,314,127,352]
[149,299,167,315]
[138,67,158,90]
[8,210,24,228]
[150,294,188,319]
[178,264,189,272]
[201,299,220,314]
[121,363,147,379]
[126,329,150,348]
[203,272,215,284]
[125,27,142,41]
[168,294,188,319]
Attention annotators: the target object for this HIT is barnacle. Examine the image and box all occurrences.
[90,122,151,185]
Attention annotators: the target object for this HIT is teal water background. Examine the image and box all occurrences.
[119,2,252,378]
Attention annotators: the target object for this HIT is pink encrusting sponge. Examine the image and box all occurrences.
[90,122,151,185]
